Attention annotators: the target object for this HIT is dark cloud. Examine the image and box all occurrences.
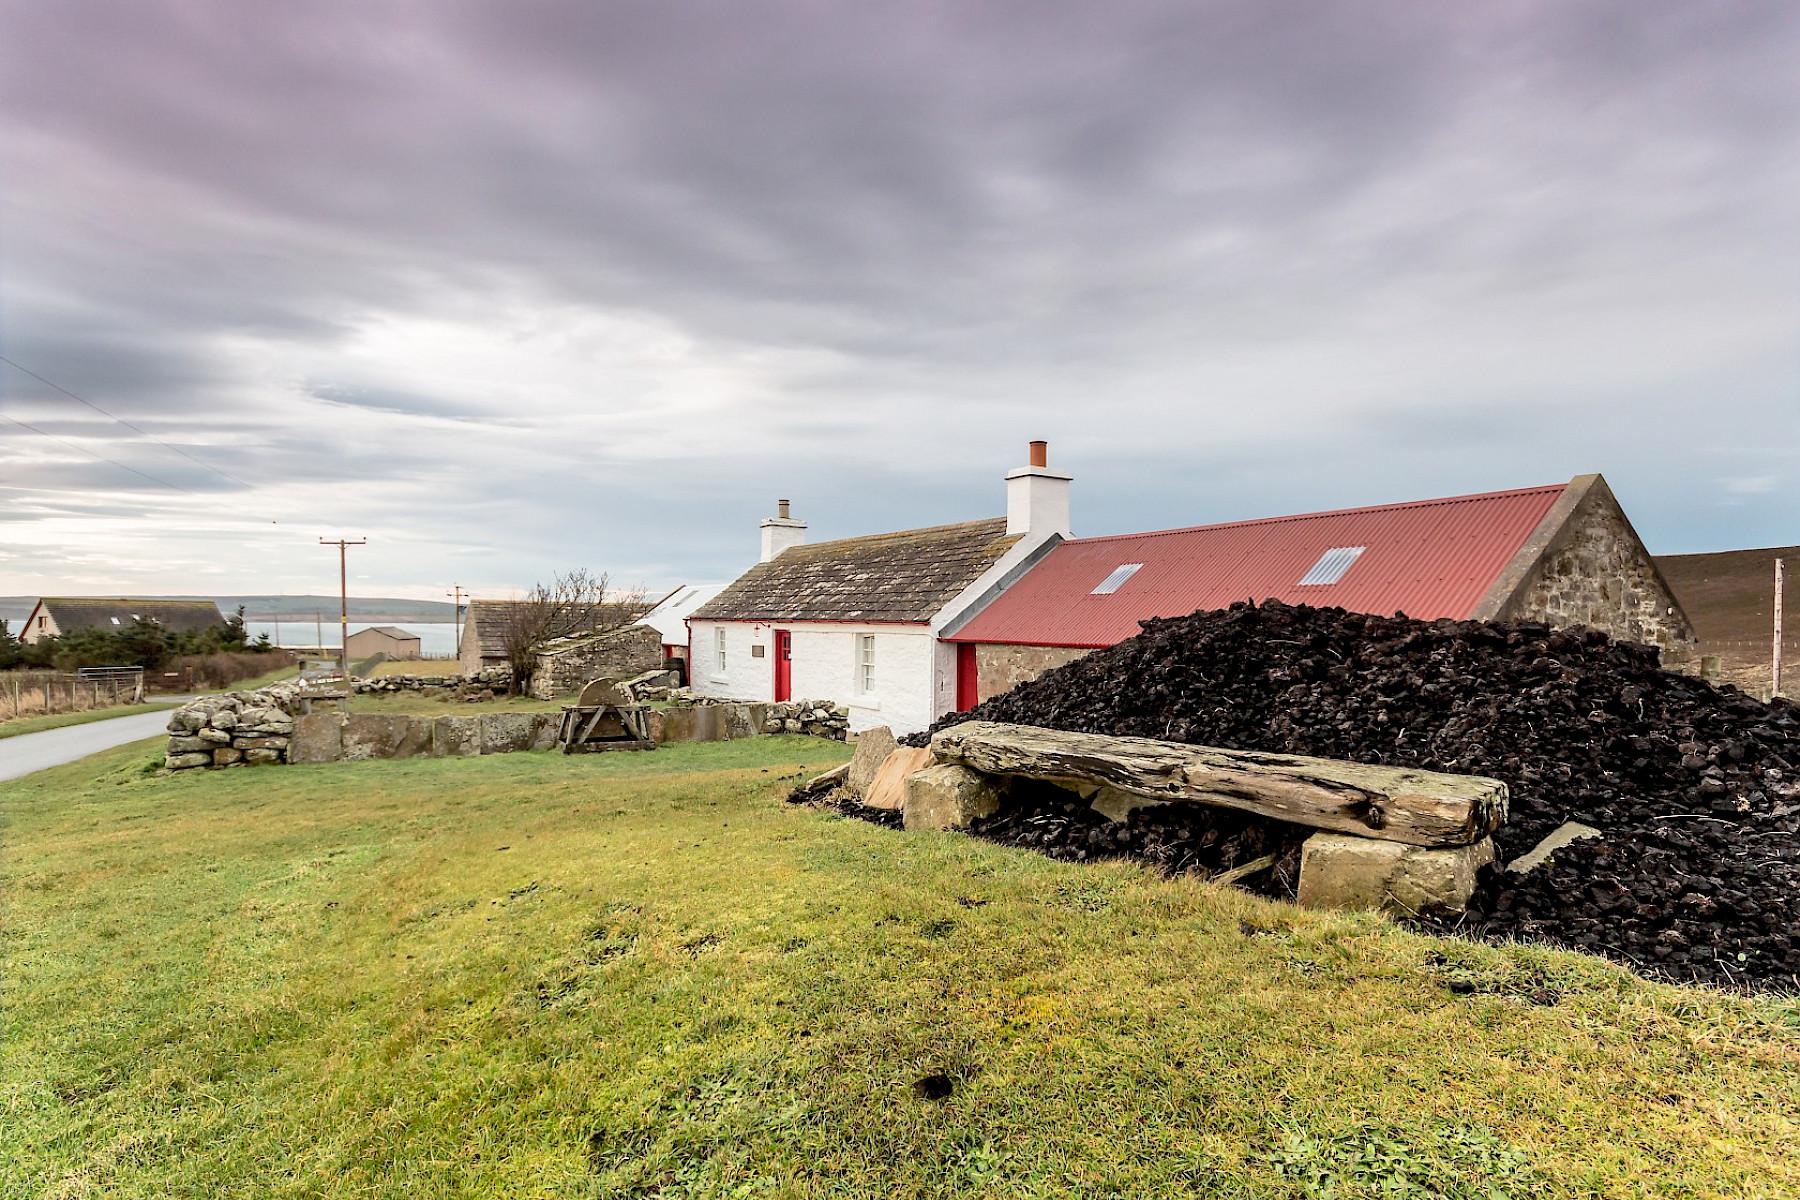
[1,1,1795,594]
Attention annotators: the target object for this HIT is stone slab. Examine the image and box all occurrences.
[433,715,483,757]
[1296,832,1496,917]
[289,713,344,764]
[863,746,936,811]
[342,714,432,762]
[1507,821,1602,873]
[904,763,1003,831]
[471,719,540,755]
[165,751,211,770]
[846,726,897,798]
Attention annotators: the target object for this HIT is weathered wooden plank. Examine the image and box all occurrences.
[930,721,1506,847]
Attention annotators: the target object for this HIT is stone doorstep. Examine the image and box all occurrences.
[1296,832,1496,918]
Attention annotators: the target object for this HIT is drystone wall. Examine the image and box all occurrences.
[353,668,511,696]
[163,681,305,770]
[531,625,665,699]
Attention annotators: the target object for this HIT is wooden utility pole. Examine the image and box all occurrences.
[1775,557,1785,699]
[447,583,466,664]
[320,537,366,710]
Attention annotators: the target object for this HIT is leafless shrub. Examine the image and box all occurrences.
[500,569,648,694]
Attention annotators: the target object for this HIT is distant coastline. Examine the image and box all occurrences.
[1,595,461,626]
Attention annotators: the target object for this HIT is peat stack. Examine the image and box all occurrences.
[908,599,1799,990]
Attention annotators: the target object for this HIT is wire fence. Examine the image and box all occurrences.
[2,669,146,722]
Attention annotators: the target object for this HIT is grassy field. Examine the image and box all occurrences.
[2,738,1797,1198]
[0,701,176,741]
[370,659,466,679]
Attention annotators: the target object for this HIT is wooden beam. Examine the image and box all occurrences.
[930,721,1506,847]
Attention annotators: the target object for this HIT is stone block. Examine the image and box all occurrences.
[213,746,244,766]
[479,713,539,755]
[231,735,290,751]
[168,709,206,733]
[341,714,432,761]
[432,715,483,757]
[198,727,232,745]
[164,751,212,770]
[244,748,282,765]
[903,763,1003,831]
[864,745,936,811]
[209,710,239,731]
[1296,833,1496,918]
[846,726,897,798]
[289,714,344,763]
[167,735,207,754]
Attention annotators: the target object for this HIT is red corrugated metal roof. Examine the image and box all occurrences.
[947,483,1566,647]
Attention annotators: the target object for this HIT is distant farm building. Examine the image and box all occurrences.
[18,598,226,644]
[346,625,422,662]
[1657,544,1798,696]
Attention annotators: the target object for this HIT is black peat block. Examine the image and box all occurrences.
[907,599,1800,991]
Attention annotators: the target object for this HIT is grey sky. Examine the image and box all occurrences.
[2,1,1795,601]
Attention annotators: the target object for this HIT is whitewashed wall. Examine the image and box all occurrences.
[687,619,940,734]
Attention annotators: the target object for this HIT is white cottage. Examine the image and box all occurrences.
[686,443,1072,735]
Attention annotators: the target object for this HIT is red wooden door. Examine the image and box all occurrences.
[955,642,978,710]
[773,629,792,701]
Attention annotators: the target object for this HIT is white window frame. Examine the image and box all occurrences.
[713,627,728,674]
[857,633,876,694]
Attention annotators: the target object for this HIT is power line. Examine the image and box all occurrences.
[0,353,253,489]
[0,412,197,495]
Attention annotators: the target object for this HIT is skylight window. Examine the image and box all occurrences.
[1297,546,1365,586]
[1091,563,1143,595]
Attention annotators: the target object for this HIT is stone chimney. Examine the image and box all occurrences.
[760,498,807,562]
[1005,440,1072,537]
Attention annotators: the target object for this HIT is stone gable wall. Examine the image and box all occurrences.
[1500,490,1697,668]
[972,643,1094,704]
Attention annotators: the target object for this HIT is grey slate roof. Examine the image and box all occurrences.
[464,599,521,658]
[40,598,225,635]
[693,518,1022,624]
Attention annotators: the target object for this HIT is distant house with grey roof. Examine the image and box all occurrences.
[346,625,422,661]
[18,597,226,644]
[687,444,1071,734]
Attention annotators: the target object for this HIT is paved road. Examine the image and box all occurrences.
[0,709,174,784]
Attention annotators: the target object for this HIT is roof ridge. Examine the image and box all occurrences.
[1062,483,1569,545]
[790,516,1007,552]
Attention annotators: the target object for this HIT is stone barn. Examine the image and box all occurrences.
[944,474,1697,705]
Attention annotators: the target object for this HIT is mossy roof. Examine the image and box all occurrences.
[693,518,1020,624]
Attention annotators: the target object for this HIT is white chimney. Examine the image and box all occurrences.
[760,498,807,562]
[1005,440,1072,537]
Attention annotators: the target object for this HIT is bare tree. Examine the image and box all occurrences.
[499,569,649,694]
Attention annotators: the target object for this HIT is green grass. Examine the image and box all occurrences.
[0,702,177,741]
[3,738,1797,1198]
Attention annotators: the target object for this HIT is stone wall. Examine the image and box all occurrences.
[289,711,561,762]
[531,624,665,699]
[354,667,511,696]
[163,680,305,770]
[971,643,1093,703]
[1498,484,1698,669]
